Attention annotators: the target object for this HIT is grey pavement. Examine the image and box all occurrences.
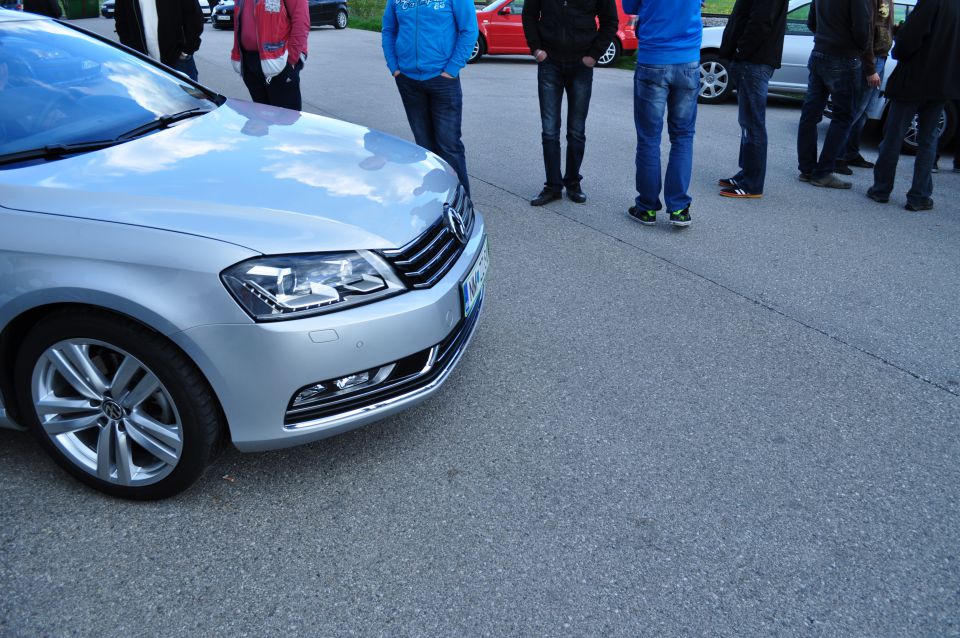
[0,19,958,638]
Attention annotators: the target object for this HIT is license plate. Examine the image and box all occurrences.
[216,15,230,20]
[461,238,489,318]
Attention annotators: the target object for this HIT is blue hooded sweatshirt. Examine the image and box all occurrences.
[622,0,702,65]
[382,0,479,80]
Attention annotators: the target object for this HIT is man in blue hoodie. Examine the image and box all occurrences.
[382,0,479,195]
[624,0,702,227]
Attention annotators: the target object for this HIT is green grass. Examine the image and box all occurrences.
[702,0,735,15]
[349,0,387,31]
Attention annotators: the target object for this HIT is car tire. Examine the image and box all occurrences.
[698,54,732,105]
[899,101,957,156]
[335,8,347,29]
[468,35,485,64]
[14,309,223,500]
[595,38,621,68]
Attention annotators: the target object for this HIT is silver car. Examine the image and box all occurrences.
[698,0,955,151]
[0,11,489,499]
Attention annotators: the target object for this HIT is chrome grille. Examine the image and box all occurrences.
[380,186,475,289]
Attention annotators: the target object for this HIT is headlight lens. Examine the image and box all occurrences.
[222,250,405,321]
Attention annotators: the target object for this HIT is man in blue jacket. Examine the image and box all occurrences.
[624,0,702,227]
[382,0,479,195]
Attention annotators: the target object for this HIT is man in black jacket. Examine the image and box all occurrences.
[795,0,872,189]
[717,0,788,198]
[522,0,617,205]
[115,0,204,81]
[23,0,61,18]
[868,0,960,211]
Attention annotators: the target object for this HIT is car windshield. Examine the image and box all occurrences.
[0,17,219,161]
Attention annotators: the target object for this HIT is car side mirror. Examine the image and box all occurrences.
[498,6,512,15]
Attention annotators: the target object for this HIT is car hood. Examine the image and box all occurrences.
[0,99,458,254]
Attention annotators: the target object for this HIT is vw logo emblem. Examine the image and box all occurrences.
[445,204,468,245]
[102,400,124,421]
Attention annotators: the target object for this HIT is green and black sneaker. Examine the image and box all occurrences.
[628,206,657,225]
[669,206,691,227]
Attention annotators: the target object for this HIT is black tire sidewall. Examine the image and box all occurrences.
[14,311,219,500]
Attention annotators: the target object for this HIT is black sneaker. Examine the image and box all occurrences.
[846,154,875,169]
[833,161,853,176]
[798,172,812,182]
[905,199,934,211]
[718,176,739,188]
[866,188,889,203]
[669,206,691,227]
[627,206,656,225]
[531,187,562,206]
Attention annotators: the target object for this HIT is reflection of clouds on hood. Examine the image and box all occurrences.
[101,61,190,118]
[100,130,235,174]
[263,159,425,205]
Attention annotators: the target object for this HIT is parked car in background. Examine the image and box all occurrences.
[1,1,22,11]
[212,0,348,30]
[102,0,214,20]
[468,0,637,68]
[0,11,487,499]
[698,0,955,152]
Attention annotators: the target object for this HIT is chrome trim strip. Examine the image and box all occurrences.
[406,236,456,278]
[393,227,451,267]
[283,295,484,433]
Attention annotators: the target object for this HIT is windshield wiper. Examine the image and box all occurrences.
[115,108,211,141]
[0,139,121,167]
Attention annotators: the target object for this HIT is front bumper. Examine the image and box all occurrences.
[175,214,487,452]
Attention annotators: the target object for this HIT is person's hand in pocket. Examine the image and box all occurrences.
[582,56,596,68]
[441,71,454,79]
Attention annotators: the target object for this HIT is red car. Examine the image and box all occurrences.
[469,0,637,68]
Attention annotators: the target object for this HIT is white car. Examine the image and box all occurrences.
[698,0,956,152]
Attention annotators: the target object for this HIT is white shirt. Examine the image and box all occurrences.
[137,0,162,61]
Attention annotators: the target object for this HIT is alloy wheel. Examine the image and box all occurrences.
[336,10,347,28]
[597,41,617,66]
[699,60,728,100]
[30,339,184,487]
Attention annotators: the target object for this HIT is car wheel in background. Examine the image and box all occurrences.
[899,101,956,155]
[468,36,485,64]
[335,8,348,29]
[698,54,732,104]
[14,310,223,500]
[595,38,621,68]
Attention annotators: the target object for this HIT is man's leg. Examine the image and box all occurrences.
[395,74,437,157]
[241,50,270,105]
[424,75,471,196]
[537,60,564,193]
[842,57,884,164]
[663,61,699,213]
[797,52,830,178]
[869,99,917,200]
[265,60,303,111]
[813,55,860,179]
[633,64,669,212]
[906,101,946,208]
[730,62,771,194]
[562,62,594,190]
[170,54,199,82]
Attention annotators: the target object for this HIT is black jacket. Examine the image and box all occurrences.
[807,0,872,59]
[522,0,618,63]
[884,0,960,102]
[114,0,203,67]
[24,0,62,18]
[718,0,788,69]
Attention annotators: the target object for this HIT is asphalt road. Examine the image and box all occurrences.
[1,18,958,638]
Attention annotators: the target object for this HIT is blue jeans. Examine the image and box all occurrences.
[731,61,773,194]
[633,61,699,212]
[797,51,861,179]
[843,56,886,161]
[395,73,471,196]
[537,58,594,190]
[170,54,199,82]
[870,99,944,206]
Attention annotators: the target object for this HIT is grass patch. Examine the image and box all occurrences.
[350,0,387,31]
[702,0,735,15]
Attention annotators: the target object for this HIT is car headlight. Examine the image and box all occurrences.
[222,250,405,321]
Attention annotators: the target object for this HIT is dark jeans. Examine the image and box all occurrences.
[842,56,886,161]
[241,50,302,111]
[633,61,699,212]
[537,58,594,190]
[170,54,199,82]
[395,73,470,196]
[871,99,944,206]
[797,51,861,179]
[731,61,773,194]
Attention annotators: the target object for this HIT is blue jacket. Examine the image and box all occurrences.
[622,0,702,65]
[382,0,479,80]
